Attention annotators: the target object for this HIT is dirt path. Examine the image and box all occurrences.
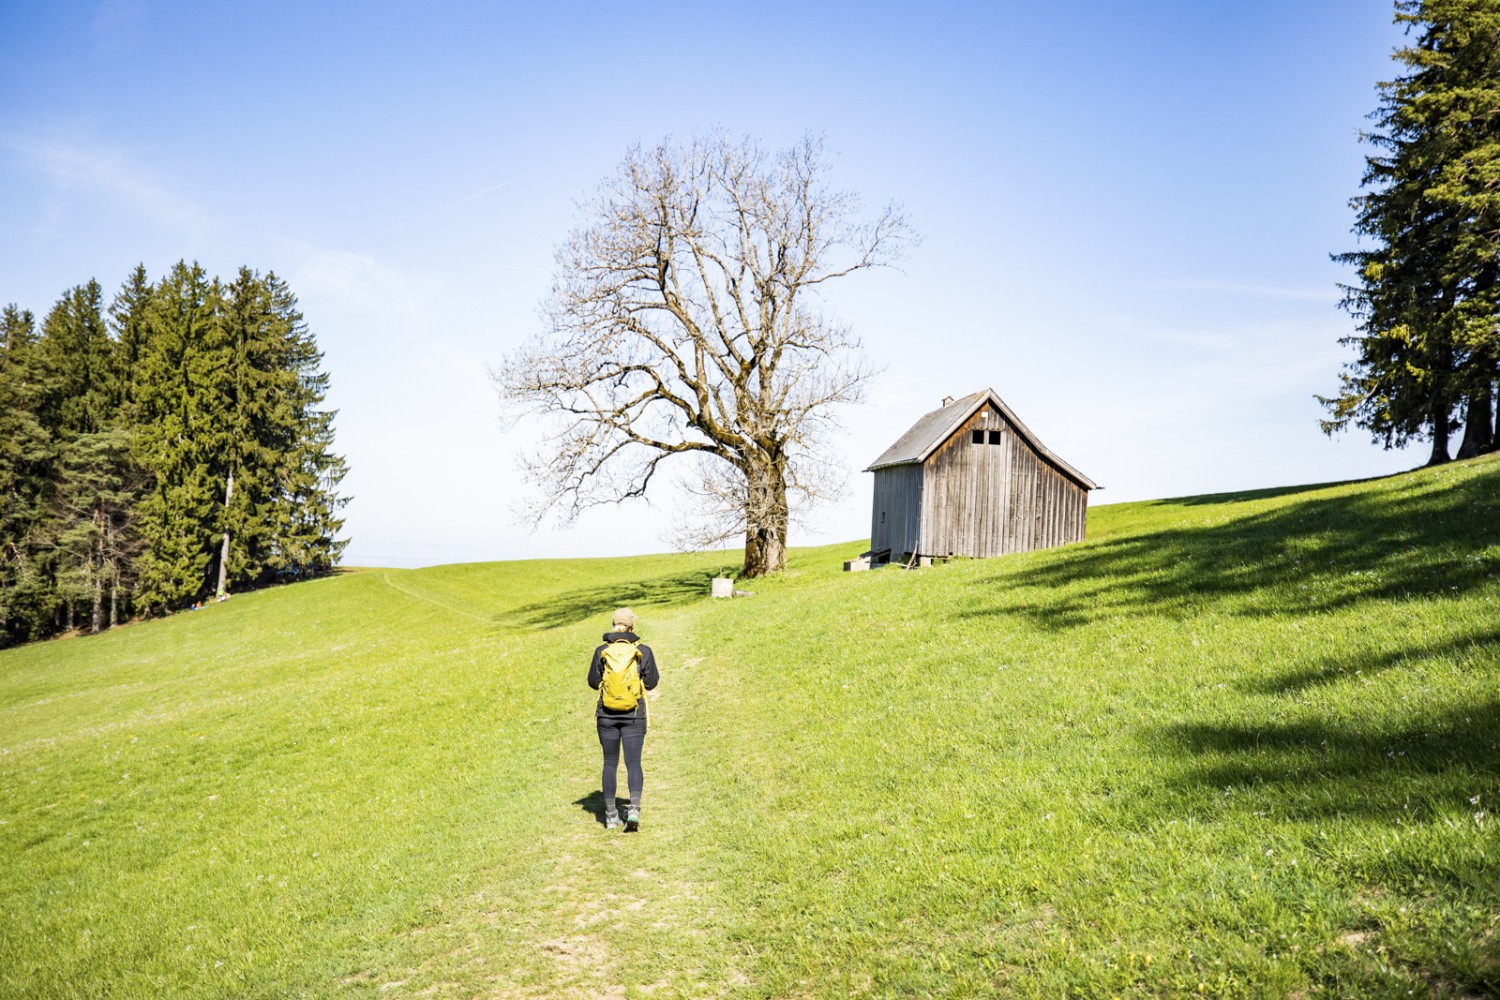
[362,615,747,998]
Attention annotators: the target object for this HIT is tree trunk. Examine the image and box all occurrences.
[1456,382,1496,459]
[1428,405,1452,465]
[743,524,787,578]
[91,566,103,634]
[105,514,118,629]
[216,470,234,601]
[91,511,104,634]
[741,459,789,577]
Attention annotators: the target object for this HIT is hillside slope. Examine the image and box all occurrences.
[2,456,1497,997]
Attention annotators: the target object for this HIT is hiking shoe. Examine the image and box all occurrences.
[605,813,622,831]
[624,808,640,833]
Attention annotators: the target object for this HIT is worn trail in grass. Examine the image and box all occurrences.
[3,457,1499,997]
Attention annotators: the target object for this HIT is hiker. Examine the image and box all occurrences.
[588,607,658,832]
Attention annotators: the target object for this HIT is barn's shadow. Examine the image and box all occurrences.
[960,464,1500,631]
[495,569,718,631]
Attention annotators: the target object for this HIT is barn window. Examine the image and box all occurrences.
[988,430,1002,445]
[971,430,984,444]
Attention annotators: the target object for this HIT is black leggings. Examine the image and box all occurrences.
[597,713,646,811]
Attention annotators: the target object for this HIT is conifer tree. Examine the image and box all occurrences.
[0,261,348,640]
[33,280,116,439]
[132,261,227,610]
[52,429,145,633]
[262,272,348,577]
[109,264,155,415]
[0,306,51,642]
[0,307,44,512]
[1326,0,1500,463]
[203,269,349,593]
[14,283,126,634]
[212,267,291,593]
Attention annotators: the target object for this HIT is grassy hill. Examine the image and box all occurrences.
[2,455,1498,998]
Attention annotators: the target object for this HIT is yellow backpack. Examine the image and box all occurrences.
[598,639,643,710]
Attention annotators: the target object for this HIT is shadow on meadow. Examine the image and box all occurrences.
[1239,626,1500,696]
[572,790,628,828]
[1155,477,1383,508]
[1152,688,1500,992]
[1156,696,1500,826]
[495,569,719,631]
[967,465,1500,631]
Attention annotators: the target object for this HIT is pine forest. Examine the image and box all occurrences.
[0,261,348,647]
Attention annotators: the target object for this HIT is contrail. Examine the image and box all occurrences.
[413,179,515,220]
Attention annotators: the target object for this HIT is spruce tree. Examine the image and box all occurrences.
[52,429,145,633]
[0,306,52,643]
[34,280,116,438]
[132,262,227,611]
[1326,0,1500,463]
[0,261,347,637]
[213,267,290,594]
[17,283,124,634]
[109,264,155,416]
[263,272,348,577]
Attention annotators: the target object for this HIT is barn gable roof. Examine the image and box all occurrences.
[865,388,1099,490]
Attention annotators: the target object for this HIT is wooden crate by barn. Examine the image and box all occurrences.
[865,389,1099,563]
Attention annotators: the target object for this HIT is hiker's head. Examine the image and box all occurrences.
[612,607,636,631]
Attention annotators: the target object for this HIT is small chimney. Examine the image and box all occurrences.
[942,395,954,407]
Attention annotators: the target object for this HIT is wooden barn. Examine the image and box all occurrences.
[864,389,1099,564]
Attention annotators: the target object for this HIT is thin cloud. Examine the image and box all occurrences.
[289,247,445,328]
[90,0,146,54]
[295,249,384,296]
[1106,310,1350,359]
[1147,279,1340,303]
[3,133,210,235]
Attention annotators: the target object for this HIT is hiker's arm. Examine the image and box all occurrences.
[587,647,603,690]
[639,646,659,690]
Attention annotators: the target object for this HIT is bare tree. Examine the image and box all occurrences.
[495,132,912,576]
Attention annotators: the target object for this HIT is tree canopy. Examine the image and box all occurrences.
[497,132,912,576]
[1325,0,1500,463]
[0,262,348,645]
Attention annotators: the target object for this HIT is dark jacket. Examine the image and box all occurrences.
[588,630,659,721]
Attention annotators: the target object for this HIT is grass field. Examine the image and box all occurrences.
[2,455,1498,998]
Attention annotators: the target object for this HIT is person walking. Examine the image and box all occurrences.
[588,608,658,832]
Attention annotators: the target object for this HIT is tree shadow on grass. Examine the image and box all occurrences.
[963,463,1500,631]
[1141,638,1500,992]
[1238,627,1500,696]
[496,569,720,631]
[1024,466,1500,991]
[1155,696,1500,824]
[1154,475,1394,508]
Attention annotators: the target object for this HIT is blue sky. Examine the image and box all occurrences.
[1,1,1422,567]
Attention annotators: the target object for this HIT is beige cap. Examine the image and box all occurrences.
[612,607,636,630]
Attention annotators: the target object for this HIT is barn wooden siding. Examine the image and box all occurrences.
[873,401,1088,561]
[870,463,922,557]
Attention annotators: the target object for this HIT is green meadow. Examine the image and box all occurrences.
[2,455,1498,998]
